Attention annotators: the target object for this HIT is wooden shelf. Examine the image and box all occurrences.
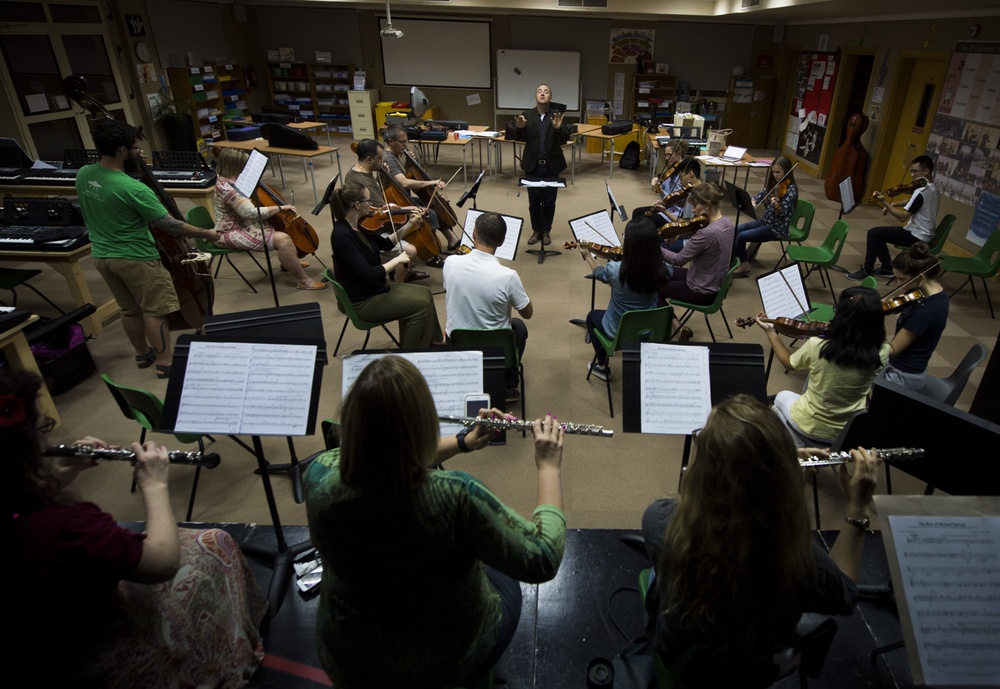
[632,74,676,120]
[265,60,356,135]
[167,63,246,154]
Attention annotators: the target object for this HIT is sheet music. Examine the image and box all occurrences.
[174,341,316,436]
[640,343,712,434]
[757,265,811,320]
[234,149,268,198]
[605,181,626,222]
[343,351,484,437]
[461,209,523,262]
[520,178,566,187]
[839,177,857,215]
[887,515,1000,686]
[569,210,621,247]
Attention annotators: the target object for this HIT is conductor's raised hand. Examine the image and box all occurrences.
[552,111,565,129]
[532,413,564,470]
[515,115,527,128]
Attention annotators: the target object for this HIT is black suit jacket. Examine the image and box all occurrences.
[518,109,571,175]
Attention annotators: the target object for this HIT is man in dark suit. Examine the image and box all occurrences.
[516,84,571,246]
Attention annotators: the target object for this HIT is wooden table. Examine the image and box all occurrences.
[0,314,60,426]
[226,119,339,165]
[213,139,341,204]
[414,126,492,188]
[576,124,643,178]
[0,183,214,222]
[0,244,115,337]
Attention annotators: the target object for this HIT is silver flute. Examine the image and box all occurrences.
[43,444,221,469]
[440,415,614,438]
[799,447,924,468]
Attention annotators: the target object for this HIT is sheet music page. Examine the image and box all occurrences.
[640,343,712,434]
[757,265,810,319]
[174,341,317,435]
[520,178,566,187]
[887,515,1000,686]
[839,177,857,214]
[234,149,268,198]
[343,350,484,436]
[461,209,522,261]
[569,210,621,247]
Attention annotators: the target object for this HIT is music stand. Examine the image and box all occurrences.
[460,209,523,261]
[726,180,756,228]
[606,181,627,223]
[457,169,486,210]
[234,149,280,306]
[519,176,566,264]
[160,317,327,616]
[567,210,621,327]
[311,173,340,217]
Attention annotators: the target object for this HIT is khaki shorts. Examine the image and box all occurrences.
[96,258,180,318]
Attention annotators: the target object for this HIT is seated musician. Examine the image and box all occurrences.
[645,158,702,253]
[346,139,429,283]
[646,140,689,208]
[732,156,797,278]
[213,148,326,291]
[3,370,267,688]
[659,182,734,308]
[382,125,463,253]
[641,394,878,686]
[330,182,442,348]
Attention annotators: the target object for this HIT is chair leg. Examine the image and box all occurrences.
[824,268,836,303]
[224,256,259,293]
[213,258,223,278]
[704,313,717,343]
[246,252,267,275]
[982,278,995,319]
[361,329,372,351]
[333,320,349,357]
[518,362,526,436]
[719,305,733,339]
[948,275,972,299]
[380,324,401,347]
[606,361,614,418]
[885,464,893,495]
[773,243,789,271]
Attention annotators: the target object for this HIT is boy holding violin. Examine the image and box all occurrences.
[847,155,939,281]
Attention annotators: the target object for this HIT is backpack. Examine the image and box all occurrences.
[619,140,641,170]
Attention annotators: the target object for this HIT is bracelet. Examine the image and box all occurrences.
[456,428,472,453]
[844,516,870,531]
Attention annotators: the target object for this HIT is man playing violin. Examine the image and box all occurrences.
[346,139,431,283]
[648,140,689,202]
[847,155,939,281]
[382,125,463,253]
[517,84,572,246]
[75,120,220,380]
[636,157,702,251]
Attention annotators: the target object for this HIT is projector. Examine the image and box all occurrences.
[380,27,403,38]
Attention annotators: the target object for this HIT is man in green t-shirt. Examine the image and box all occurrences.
[76,119,219,379]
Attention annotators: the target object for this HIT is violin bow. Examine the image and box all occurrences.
[880,260,941,300]
[584,220,618,247]
[375,174,405,247]
[776,268,810,320]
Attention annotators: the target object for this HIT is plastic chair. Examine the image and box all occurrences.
[670,258,740,343]
[0,268,65,314]
[588,305,673,417]
[807,274,876,323]
[101,373,214,521]
[920,343,988,406]
[774,198,816,269]
[893,213,955,256]
[786,220,850,303]
[185,206,266,293]
[450,327,526,427]
[324,268,401,356]
[938,230,1000,319]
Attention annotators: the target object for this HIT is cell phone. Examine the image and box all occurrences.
[465,393,505,446]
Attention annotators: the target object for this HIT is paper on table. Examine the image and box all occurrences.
[640,343,711,434]
[569,210,620,247]
[462,209,522,261]
[757,265,811,320]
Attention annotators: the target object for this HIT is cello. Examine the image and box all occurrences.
[402,149,462,239]
[63,75,214,331]
[376,167,443,262]
[824,113,869,204]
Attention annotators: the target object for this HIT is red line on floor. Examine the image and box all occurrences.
[261,653,333,686]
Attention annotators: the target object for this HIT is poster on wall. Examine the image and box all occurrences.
[929,41,1000,246]
[786,52,838,165]
[609,28,654,65]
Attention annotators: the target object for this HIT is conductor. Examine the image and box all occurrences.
[516,84,571,247]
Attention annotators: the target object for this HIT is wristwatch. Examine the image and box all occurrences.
[456,427,472,453]
[844,516,870,531]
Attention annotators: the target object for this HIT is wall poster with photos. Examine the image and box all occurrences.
[785,52,838,166]
[930,41,1000,246]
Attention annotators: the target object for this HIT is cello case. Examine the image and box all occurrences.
[824,113,870,203]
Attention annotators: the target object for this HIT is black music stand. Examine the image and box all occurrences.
[520,177,566,264]
[726,180,756,229]
[621,341,766,488]
[234,149,280,307]
[457,169,486,210]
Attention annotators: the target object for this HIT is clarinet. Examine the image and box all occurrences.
[43,444,221,469]
[440,415,613,438]
[799,447,924,468]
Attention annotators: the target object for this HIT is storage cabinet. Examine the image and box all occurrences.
[265,61,357,137]
[632,74,675,121]
[167,64,246,151]
[347,90,378,141]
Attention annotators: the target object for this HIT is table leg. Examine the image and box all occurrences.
[462,148,468,188]
[609,140,615,178]
[3,334,60,426]
[325,127,334,164]
[276,155,286,188]
[301,156,308,180]
[50,259,111,336]
[309,159,318,204]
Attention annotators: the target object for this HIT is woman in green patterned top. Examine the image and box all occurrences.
[304,356,566,688]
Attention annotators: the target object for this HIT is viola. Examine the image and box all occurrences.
[882,288,926,315]
[564,241,623,260]
[871,177,927,202]
[735,316,829,339]
[63,75,214,331]
[254,182,320,258]
[652,160,679,192]
[657,215,709,242]
[824,113,869,203]
[648,183,695,215]
[358,203,411,233]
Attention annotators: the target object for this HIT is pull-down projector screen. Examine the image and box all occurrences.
[380,18,492,89]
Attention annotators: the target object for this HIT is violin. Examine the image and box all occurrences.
[647,183,695,215]
[657,215,709,242]
[754,162,798,209]
[358,203,411,233]
[564,241,623,260]
[254,182,320,258]
[735,316,829,339]
[871,177,927,202]
[881,288,926,314]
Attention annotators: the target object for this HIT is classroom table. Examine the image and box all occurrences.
[576,124,643,178]
[414,125,491,188]
[0,244,115,337]
[0,314,61,426]
[212,139,341,204]
[0,183,215,221]
[226,119,339,165]
[695,153,773,190]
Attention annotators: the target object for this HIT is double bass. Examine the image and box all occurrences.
[403,149,462,242]
[64,75,214,331]
[824,113,869,204]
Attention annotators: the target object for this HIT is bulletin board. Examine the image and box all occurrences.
[496,50,581,111]
[784,52,839,166]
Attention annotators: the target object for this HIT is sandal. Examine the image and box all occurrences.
[135,348,155,369]
[155,363,171,380]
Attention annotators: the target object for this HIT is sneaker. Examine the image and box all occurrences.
[873,265,896,278]
[504,387,521,403]
[845,268,872,282]
[588,362,610,381]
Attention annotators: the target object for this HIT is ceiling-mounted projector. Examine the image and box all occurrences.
[380,26,403,38]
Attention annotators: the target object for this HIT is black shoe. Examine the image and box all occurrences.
[846,268,872,282]
[872,266,896,278]
[425,256,446,269]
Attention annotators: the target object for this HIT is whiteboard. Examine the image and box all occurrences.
[496,50,580,111]
[380,18,491,89]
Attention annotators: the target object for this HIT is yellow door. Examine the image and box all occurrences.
[878,59,948,192]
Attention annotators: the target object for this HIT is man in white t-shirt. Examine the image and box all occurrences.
[443,212,533,399]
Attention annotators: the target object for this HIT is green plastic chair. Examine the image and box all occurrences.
[786,220,850,303]
[807,274,876,323]
[588,305,673,418]
[893,213,956,255]
[938,230,1000,319]
[185,206,266,293]
[101,373,213,521]
[669,258,740,343]
[450,327,526,426]
[774,198,816,269]
[324,268,401,355]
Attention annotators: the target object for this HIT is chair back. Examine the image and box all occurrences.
[185,205,215,230]
[450,328,519,368]
[820,220,850,263]
[921,343,988,405]
[608,305,674,353]
[324,268,373,325]
[976,230,1000,277]
[788,199,816,242]
[101,373,202,444]
[928,214,956,255]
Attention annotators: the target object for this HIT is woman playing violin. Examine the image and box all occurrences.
[214,148,326,291]
[754,286,890,447]
[579,217,664,381]
[879,242,949,391]
[732,156,797,278]
[330,182,443,348]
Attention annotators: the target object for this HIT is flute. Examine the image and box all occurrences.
[43,444,221,469]
[799,447,924,468]
[441,415,613,438]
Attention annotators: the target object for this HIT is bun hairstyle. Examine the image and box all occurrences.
[688,182,725,211]
[331,182,369,221]
[892,241,941,280]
